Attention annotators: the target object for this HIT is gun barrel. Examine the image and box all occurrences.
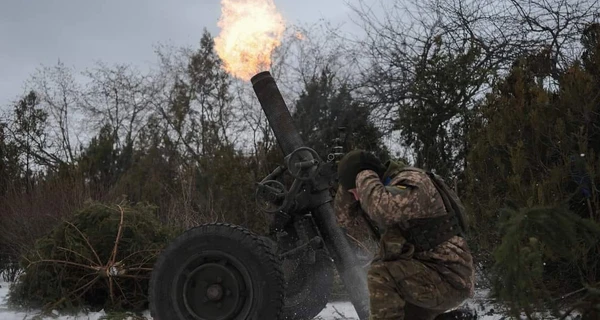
[251,71,304,156]
[251,71,370,320]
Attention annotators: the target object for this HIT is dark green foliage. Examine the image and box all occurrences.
[491,205,600,317]
[0,121,22,196]
[292,68,389,160]
[78,124,128,193]
[10,90,58,171]
[464,22,600,317]
[395,37,492,179]
[464,45,600,260]
[8,201,177,313]
[579,286,600,320]
[192,144,272,232]
[582,23,600,77]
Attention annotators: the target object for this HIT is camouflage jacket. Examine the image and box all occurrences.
[334,166,475,295]
[333,184,379,255]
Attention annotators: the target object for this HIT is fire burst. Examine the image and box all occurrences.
[214,0,286,81]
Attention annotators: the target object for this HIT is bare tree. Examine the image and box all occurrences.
[12,61,85,166]
[150,30,236,164]
[80,62,157,150]
[345,0,599,177]
[271,21,362,105]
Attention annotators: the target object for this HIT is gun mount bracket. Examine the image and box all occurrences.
[279,236,322,259]
[285,147,322,181]
[256,180,288,213]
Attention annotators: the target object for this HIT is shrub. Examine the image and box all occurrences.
[491,205,600,318]
[8,201,177,313]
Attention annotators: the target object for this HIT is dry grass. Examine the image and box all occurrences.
[0,174,90,274]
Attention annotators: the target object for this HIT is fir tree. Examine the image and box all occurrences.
[465,23,600,318]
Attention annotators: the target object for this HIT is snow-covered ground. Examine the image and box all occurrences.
[1,277,507,320]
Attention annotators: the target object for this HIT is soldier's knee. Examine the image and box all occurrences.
[367,264,396,295]
[367,261,393,281]
[368,263,406,320]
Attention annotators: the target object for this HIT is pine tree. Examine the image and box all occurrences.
[0,122,22,195]
[465,23,600,318]
[292,68,389,160]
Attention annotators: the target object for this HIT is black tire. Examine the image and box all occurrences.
[149,223,285,320]
[279,249,335,320]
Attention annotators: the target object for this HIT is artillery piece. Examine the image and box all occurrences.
[148,71,371,320]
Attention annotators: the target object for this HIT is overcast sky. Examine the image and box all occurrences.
[0,0,367,109]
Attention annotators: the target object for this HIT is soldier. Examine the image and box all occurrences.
[334,150,475,320]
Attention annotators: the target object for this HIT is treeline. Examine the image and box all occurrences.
[1,0,600,317]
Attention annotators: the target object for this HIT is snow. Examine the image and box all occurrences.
[314,291,506,320]
[1,276,507,320]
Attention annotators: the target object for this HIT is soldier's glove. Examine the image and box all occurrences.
[337,149,385,190]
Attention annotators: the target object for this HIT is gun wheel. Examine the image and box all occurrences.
[149,223,284,320]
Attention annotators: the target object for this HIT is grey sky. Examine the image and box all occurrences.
[0,0,364,109]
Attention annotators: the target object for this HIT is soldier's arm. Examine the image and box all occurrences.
[333,185,356,228]
[333,185,373,241]
[355,170,431,226]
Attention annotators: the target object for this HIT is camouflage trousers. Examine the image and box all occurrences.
[367,258,470,320]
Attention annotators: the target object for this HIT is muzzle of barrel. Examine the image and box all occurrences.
[251,71,305,157]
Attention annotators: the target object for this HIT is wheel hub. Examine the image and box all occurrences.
[207,284,224,301]
[181,256,251,320]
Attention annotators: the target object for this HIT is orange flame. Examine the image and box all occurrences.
[214,0,286,81]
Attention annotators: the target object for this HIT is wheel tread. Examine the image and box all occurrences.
[149,223,285,320]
